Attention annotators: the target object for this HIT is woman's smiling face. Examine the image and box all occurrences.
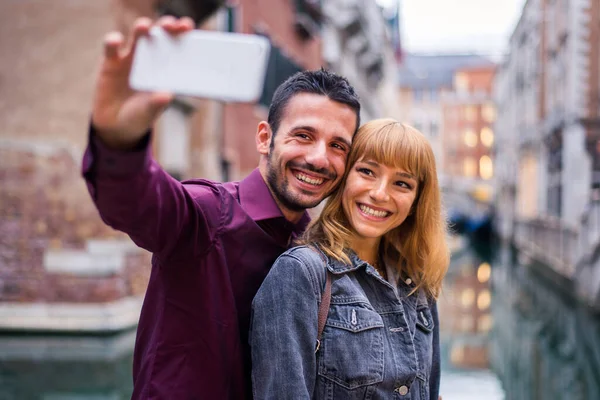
[342,158,418,248]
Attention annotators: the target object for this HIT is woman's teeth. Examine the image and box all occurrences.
[359,204,389,218]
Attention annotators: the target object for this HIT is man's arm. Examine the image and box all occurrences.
[83,17,219,257]
[83,128,221,256]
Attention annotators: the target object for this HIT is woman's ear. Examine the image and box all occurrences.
[256,121,272,155]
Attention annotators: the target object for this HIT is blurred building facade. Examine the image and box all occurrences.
[397,54,496,226]
[494,0,600,311]
[321,0,403,122]
[442,65,496,187]
[0,1,153,332]
[0,0,400,331]
[397,55,495,180]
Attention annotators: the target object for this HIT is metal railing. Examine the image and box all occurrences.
[514,217,578,278]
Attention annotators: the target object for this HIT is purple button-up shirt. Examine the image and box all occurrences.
[82,131,310,399]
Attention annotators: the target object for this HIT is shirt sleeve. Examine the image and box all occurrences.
[82,124,222,258]
[250,252,321,400]
[429,301,441,400]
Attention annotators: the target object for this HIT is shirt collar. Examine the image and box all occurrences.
[239,168,310,233]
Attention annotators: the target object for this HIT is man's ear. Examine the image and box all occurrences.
[256,121,272,155]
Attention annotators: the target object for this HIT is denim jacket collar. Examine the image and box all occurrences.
[318,246,430,307]
[319,248,375,275]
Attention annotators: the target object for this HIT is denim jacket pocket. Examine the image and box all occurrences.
[317,303,385,389]
[416,305,435,333]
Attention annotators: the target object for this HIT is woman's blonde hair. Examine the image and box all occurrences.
[300,118,450,299]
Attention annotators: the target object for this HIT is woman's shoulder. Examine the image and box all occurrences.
[274,245,328,287]
[280,244,326,264]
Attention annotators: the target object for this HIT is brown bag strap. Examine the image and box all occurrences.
[315,269,331,353]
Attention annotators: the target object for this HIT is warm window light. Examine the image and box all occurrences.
[477,290,491,310]
[463,157,477,178]
[463,130,478,147]
[479,155,493,179]
[481,127,494,147]
[477,262,491,283]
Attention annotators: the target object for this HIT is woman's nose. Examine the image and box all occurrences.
[369,181,389,202]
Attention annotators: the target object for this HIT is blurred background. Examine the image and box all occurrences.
[1,0,600,399]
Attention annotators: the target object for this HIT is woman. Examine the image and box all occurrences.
[250,119,449,399]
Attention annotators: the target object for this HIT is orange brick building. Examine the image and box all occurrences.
[442,65,497,184]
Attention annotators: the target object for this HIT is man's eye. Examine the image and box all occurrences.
[331,143,346,151]
[297,133,310,140]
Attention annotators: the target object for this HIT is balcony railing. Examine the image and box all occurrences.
[514,217,578,278]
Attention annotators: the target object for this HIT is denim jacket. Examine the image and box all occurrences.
[250,245,440,400]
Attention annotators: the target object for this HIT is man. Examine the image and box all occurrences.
[83,16,360,399]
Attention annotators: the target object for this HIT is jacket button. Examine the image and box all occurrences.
[395,385,409,395]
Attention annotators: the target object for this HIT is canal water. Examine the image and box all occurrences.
[1,237,599,399]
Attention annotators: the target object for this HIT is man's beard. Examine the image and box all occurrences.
[266,156,335,213]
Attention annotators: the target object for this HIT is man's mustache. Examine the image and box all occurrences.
[287,162,336,180]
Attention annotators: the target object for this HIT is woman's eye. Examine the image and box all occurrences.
[357,168,373,176]
[395,181,411,189]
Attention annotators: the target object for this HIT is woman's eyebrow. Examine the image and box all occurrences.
[362,160,416,180]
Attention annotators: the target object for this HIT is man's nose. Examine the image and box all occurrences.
[305,141,330,170]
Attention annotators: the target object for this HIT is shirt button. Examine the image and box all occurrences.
[395,385,409,395]
[405,278,412,285]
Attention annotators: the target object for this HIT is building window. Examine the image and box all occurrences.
[477,289,491,311]
[482,103,496,122]
[463,129,478,147]
[478,314,493,333]
[479,155,493,180]
[455,73,469,93]
[225,5,237,32]
[464,105,477,122]
[480,127,494,147]
[258,39,303,107]
[463,157,477,177]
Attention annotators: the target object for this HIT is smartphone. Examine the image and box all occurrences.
[129,27,271,102]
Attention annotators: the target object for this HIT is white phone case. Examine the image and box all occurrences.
[130,27,271,102]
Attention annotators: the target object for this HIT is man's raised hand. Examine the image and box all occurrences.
[91,16,195,149]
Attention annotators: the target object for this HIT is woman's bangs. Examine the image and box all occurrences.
[357,123,424,180]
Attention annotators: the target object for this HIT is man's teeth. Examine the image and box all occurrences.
[359,204,389,218]
[296,173,324,186]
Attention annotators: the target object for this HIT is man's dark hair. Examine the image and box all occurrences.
[267,69,361,138]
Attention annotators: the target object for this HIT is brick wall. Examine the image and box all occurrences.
[0,1,152,308]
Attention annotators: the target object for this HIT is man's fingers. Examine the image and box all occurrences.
[156,15,178,32]
[178,17,196,32]
[104,31,125,60]
[123,17,153,59]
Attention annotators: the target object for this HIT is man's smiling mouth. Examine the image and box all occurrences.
[294,171,325,186]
